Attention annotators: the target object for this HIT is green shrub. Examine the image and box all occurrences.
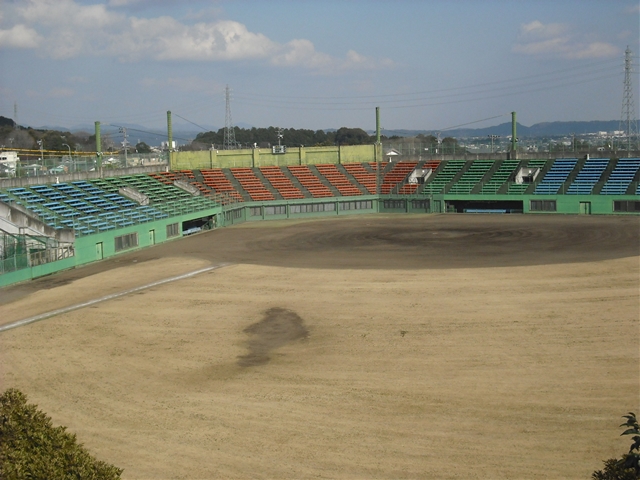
[593,412,640,480]
[0,388,122,480]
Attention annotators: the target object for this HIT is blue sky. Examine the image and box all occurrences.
[0,0,638,133]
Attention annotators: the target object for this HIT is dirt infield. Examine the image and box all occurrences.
[0,214,638,479]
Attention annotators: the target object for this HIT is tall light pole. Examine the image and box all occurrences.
[488,135,500,154]
[37,139,43,174]
[62,143,72,171]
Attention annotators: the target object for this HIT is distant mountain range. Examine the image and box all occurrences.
[379,120,623,138]
[26,120,624,146]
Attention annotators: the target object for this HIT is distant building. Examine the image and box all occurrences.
[0,151,19,169]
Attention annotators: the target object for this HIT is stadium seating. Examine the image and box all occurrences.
[480,159,519,194]
[380,162,418,194]
[533,158,578,194]
[566,158,609,195]
[342,163,377,194]
[287,166,334,198]
[422,160,466,194]
[600,158,640,195]
[230,168,275,201]
[506,159,547,195]
[315,164,363,196]
[448,160,494,194]
[259,166,305,199]
[0,174,222,236]
[200,169,244,202]
[2,157,638,245]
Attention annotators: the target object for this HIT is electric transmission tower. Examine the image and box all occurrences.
[223,85,237,150]
[619,46,638,152]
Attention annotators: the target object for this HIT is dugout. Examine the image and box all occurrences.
[445,199,523,214]
[182,214,217,235]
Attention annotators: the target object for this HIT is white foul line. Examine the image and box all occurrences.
[0,263,230,334]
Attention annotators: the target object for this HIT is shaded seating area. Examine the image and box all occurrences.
[0,174,222,237]
[5,180,166,235]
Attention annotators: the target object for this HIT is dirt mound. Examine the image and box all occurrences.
[237,307,309,367]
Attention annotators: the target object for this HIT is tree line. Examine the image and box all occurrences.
[0,115,461,154]
[0,116,152,156]
[190,126,383,150]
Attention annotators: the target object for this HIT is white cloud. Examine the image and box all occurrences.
[0,24,42,49]
[512,20,619,59]
[519,20,568,39]
[272,39,333,68]
[107,0,137,6]
[2,0,389,71]
[152,20,278,62]
[571,42,619,59]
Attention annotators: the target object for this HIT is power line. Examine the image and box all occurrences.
[102,123,193,143]
[438,114,510,132]
[233,72,622,112]
[235,57,622,102]
[172,113,210,132]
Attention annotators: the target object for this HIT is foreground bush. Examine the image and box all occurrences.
[0,388,122,479]
[593,412,640,480]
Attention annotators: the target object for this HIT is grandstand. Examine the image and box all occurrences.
[421,159,466,194]
[566,158,608,195]
[533,158,578,195]
[600,158,640,195]
[0,155,638,287]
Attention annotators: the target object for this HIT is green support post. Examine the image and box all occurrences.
[95,121,102,170]
[511,111,517,158]
[167,110,173,168]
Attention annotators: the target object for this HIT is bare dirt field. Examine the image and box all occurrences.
[0,214,638,479]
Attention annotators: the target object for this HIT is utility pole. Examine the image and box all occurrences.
[620,46,638,152]
[488,135,500,154]
[119,127,128,167]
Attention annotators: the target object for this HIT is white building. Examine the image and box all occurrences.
[0,151,19,170]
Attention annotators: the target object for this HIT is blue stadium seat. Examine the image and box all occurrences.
[533,158,578,194]
[566,158,609,195]
[600,158,640,194]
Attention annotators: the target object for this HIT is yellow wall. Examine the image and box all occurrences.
[171,144,378,170]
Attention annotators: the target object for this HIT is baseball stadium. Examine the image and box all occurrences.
[0,121,639,477]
